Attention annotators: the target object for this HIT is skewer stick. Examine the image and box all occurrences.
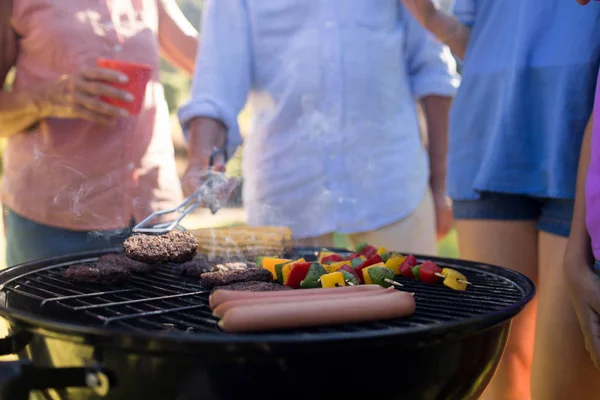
[384,278,403,287]
[345,281,356,286]
[434,272,471,285]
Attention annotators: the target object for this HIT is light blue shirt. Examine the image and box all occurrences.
[448,0,600,201]
[179,0,459,238]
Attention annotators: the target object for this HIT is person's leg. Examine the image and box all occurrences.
[530,200,600,400]
[453,193,539,400]
[4,207,131,266]
[346,187,437,255]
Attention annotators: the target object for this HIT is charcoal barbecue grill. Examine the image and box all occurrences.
[0,247,535,400]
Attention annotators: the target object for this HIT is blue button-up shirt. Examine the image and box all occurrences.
[448,0,600,201]
[179,0,459,238]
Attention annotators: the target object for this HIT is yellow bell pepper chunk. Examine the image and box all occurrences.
[441,268,468,291]
[323,261,349,273]
[317,251,337,263]
[376,247,388,256]
[282,258,306,285]
[320,272,346,288]
[361,262,386,284]
[261,257,291,280]
[384,255,406,275]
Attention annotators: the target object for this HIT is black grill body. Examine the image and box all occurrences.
[0,248,535,400]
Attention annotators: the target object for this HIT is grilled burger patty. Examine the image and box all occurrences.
[200,268,273,289]
[98,253,157,274]
[174,256,251,277]
[63,263,132,285]
[123,231,198,264]
[210,281,291,293]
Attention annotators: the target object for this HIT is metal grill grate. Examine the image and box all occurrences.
[0,253,528,336]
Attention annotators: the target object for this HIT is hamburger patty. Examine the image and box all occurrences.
[175,256,255,278]
[211,281,291,293]
[123,231,198,264]
[98,253,157,274]
[200,268,273,289]
[63,263,132,285]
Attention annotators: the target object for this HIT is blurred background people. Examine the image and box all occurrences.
[179,0,460,256]
[402,0,600,399]
[0,0,198,266]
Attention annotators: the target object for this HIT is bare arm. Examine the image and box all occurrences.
[187,117,227,164]
[565,115,594,267]
[425,12,471,61]
[420,95,452,193]
[401,0,471,60]
[0,0,138,137]
[157,0,199,75]
[0,0,43,137]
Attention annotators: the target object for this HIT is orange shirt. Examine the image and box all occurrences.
[2,0,183,231]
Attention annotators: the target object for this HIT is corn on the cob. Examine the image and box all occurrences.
[189,226,292,259]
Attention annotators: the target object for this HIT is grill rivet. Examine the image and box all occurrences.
[86,373,100,388]
[86,371,111,396]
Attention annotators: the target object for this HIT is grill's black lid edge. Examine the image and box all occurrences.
[0,247,536,356]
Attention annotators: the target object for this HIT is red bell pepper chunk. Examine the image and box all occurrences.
[285,262,312,289]
[343,253,361,261]
[399,255,419,278]
[358,245,378,259]
[321,254,343,264]
[419,260,443,284]
[354,254,383,283]
[337,264,360,282]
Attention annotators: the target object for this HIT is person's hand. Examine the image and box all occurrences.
[39,67,134,124]
[576,0,591,5]
[400,0,440,29]
[432,190,453,240]
[565,256,600,369]
[182,117,238,211]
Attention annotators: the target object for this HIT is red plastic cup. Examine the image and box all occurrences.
[97,58,152,115]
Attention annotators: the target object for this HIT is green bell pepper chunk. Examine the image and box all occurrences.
[350,257,364,268]
[275,261,293,284]
[411,265,421,281]
[300,263,328,289]
[380,252,391,263]
[355,242,369,253]
[339,270,360,286]
[367,266,396,288]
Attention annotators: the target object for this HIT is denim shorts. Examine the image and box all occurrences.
[3,207,132,267]
[452,191,574,237]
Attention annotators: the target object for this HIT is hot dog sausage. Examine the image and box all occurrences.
[218,290,416,333]
[212,287,396,318]
[209,284,386,309]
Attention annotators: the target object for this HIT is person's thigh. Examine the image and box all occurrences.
[531,234,600,399]
[453,192,540,400]
[346,188,437,255]
[4,207,130,267]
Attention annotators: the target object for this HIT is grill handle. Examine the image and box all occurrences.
[0,330,114,399]
[0,360,114,400]
[0,329,31,356]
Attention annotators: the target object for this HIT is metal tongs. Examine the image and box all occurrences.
[132,145,229,235]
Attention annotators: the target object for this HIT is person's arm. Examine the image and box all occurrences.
[177,0,251,195]
[402,5,460,237]
[0,0,41,137]
[157,0,198,75]
[420,95,451,197]
[565,115,594,268]
[401,0,473,60]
